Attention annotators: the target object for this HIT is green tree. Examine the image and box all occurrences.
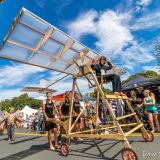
[18,93,30,109]
[11,97,20,110]
[122,70,160,84]
[0,99,12,111]
[91,87,113,98]
[0,93,42,112]
[29,97,42,109]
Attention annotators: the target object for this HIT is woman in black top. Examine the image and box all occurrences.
[73,92,83,141]
[60,91,71,117]
[42,92,59,151]
[73,92,81,123]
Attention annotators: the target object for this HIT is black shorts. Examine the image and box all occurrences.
[45,121,57,131]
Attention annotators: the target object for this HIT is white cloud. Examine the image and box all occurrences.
[0,64,45,88]
[120,41,155,70]
[34,0,73,13]
[56,0,73,14]
[142,65,160,73]
[131,10,160,30]
[67,10,98,39]
[49,78,91,95]
[68,10,133,59]
[34,0,46,8]
[67,9,156,71]
[0,88,44,101]
[135,0,152,12]
[138,0,152,6]
[94,10,133,58]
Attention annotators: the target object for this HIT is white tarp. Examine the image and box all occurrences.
[20,105,38,119]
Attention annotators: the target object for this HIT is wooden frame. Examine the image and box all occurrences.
[0,8,152,159]
[49,64,151,151]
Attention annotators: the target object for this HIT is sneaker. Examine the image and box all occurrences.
[77,138,83,141]
[151,130,155,133]
[104,130,109,134]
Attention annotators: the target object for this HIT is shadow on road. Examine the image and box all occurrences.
[0,138,144,160]
[0,143,49,160]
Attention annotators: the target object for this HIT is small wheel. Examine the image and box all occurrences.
[121,148,138,160]
[61,143,69,156]
[142,130,154,142]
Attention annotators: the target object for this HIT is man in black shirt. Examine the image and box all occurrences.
[91,56,124,95]
[136,87,144,105]
[157,86,160,105]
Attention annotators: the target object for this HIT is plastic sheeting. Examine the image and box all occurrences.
[0,8,125,76]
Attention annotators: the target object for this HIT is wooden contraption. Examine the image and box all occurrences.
[0,8,154,160]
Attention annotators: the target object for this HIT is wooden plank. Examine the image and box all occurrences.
[28,28,54,61]
[88,65,131,148]
[64,49,89,71]
[7,40,56,58]
[101,123,138,129]
[124,123,143,137]
[0,55,74,75]
[19,21,98,60]
[68,78,76,134]
[7,40,74,67]
[70,81,88,131]
[116,112,136,121]
[39,74,69,92]
[105,94,129,100]
[47,40,74,67]
[1,10,24,50]
[67,133,124,140]
[73,65,92,78]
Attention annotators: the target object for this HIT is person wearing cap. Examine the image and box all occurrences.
[91,56,124,95]
[6,108,21,141]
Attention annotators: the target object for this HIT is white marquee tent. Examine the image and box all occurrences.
[20,105,38,119]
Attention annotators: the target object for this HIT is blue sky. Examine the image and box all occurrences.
[0,0,160,100]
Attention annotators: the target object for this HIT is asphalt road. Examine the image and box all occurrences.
[0,131,160,160]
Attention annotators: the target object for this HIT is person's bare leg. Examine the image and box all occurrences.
[53,128,59,149]
[48,130,54,150]
[153,114,160,131]
[148,114,154,132]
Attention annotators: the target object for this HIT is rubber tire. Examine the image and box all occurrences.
[61,143,69,156]
[142,130,154,142]
[121,148,138,160]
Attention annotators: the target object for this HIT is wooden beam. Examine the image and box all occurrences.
[0,55,74,75]
[7,40,73,66]
[7,40,55,58]
[105,94,129,100]
[64,49,89,71]
[19,20,98,60]
[47,40,74,67]
[116,112,136,121]
[1,10,23,50]
[68,78,76,134]
[28,28,54,62]
[70,81,87,131]
[124,123,143,137]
